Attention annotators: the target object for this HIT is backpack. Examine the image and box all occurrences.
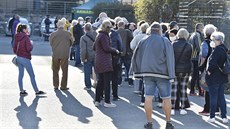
[218,46,230,75]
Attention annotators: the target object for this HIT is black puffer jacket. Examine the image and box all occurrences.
[173,38,193,73]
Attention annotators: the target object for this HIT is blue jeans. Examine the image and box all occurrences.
[208,83,227,118]
[83,61,94,88]
[75,44,81,65]
[143,77,171,99]
[17,57,39,92]
[121,55,133,85]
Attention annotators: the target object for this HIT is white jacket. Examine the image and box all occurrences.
[130,33,148,50]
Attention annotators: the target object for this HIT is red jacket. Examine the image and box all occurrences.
[94,31,117,73]
[13,32,33,59]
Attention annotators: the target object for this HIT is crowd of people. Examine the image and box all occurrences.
[11,12,229,129]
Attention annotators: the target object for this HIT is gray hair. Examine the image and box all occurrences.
[140,23,149,33]
[203,24,216,37]
[211,31,225,42]
[84,23,92,31]
[150,22,162,35]
[177,28,189,40]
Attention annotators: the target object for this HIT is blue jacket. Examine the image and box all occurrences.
[110,29,123,51]
[206,44,228,85]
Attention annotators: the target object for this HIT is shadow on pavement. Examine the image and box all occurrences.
[55,90,93,123]
[86,86,149,129]
[14,96,46,129]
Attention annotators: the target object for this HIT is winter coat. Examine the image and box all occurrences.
[116,28,133,56]
[206,44,228,85]
[13,32,33,59]
[80,30,97,62]
[130,33,148,50]
[173,38,193,73]
[49,28,73,59]
[130,33,175,80]
[189,31,204,61]
[73,23,84,44]
[94,31,117,73]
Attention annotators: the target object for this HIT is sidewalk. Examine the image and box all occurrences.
[0,35,229,129]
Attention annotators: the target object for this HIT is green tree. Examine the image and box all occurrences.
[92,2,135,22]
[133,0,179,23]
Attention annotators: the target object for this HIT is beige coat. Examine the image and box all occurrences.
[49,28,73,58]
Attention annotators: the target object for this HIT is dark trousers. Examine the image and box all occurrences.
[190,60,202,94]
[95,72,112,103]
[75,44,81,66]
[203,91,219,112]
[121,55,133,85]
[45,28,49,41]
[70,45,76,60]
[112,64,121,98]
[11,34,14,48]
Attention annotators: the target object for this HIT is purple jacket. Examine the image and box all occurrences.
[94,31,117,73]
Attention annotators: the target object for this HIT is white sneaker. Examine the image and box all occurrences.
[139,103,145,107]
[207,118,215,123]
[95,101,100,107]
[104,102,117,108]
[171,110,175,115]
[222,118,228,124]
[157,103,162,108]
[180,109,187,115]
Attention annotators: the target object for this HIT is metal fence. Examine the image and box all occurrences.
[0,0,229,45]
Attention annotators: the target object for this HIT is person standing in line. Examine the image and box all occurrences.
[73,17,85,67]
[49,19,73,90]
[164,21,179,42]
[189,23,204,96]
[198,24,218,115]
[69,19,78,60]
[12,15,20,47]
[80,23,97,91]
[13,24,45,96]
[171,28,192,115]
[110,19,123,101]
[206,31,228,124]
[94,20,120,108]
[130,22,149,107]
[117,20,134,86]
[131,22,175,129]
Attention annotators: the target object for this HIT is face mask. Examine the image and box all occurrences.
[210,41,216,48]
[79,21,84,25]
[169,36,177,42]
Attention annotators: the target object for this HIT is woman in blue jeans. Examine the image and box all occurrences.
[13,24,45,96]
[206,31,228,124]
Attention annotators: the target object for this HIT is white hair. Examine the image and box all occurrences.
[177,28,189,40]
[71,20,78,26]
[57,18,65,28]
[140,23,149,33]
[211,31,225,42]
[203,24,216,37]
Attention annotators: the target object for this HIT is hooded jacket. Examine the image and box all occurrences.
[130,33,175,80]
[13,32,33,59]
[206,44,228,85]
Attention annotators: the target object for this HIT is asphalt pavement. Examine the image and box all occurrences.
[0,35,229,129]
